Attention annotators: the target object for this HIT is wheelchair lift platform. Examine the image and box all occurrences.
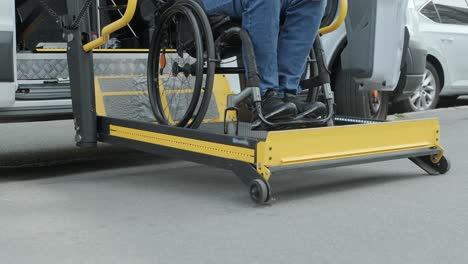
[97,115,448,203]
[59,0,449,204]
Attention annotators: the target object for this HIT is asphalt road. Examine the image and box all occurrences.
[1,105,468,263]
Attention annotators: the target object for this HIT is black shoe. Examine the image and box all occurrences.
[283,93,327,119]
[261,90,298,121]
[251,90,297,130]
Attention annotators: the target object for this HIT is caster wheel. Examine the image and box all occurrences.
[433,156,451,174]
[249,179,271,204]
[411,155,451,175]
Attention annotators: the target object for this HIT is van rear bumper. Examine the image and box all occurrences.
[0,100,72,123]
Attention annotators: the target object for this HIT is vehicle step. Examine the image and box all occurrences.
[16,82,71,100]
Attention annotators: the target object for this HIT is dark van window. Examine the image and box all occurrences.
[435,3,468,25]
[420,1,441,22]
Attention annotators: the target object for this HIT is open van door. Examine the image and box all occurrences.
[342,0,409,91]
[0,0,16,107]
[1,0,153,123]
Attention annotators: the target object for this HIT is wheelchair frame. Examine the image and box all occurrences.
[62,0,449,204]
[147,0,335,130]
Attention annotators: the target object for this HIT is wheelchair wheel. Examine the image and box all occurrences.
[178,0,216,128]
[148,1,215,128]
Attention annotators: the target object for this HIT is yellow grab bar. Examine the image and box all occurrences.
[83,0,138,52]
[319,0,348,35]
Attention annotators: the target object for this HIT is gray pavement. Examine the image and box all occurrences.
[1,107,468,263]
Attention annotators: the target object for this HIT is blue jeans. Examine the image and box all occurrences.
[202,0,327,95]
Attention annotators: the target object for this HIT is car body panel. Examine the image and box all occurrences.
[416,0,468,96]
[439,25,468,91]
[395,0,427,100]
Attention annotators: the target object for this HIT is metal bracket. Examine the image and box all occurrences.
[224,107,239,135]
[256,163,272,181]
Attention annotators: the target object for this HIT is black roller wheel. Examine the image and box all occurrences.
[147,2,215,128]
[249,179,271,205]
[436,156,451,174]
[410,155,451,175]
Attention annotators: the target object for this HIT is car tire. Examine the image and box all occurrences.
[393,61,441,113]
[333,65,389,120]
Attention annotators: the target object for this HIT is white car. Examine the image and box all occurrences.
[394,0,468,112]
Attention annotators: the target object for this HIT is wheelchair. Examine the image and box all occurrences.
[147,0,336,130]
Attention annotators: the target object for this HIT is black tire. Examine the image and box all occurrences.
[177,0,216,128]
[147,2,215,128]
[436,156,451,174]
[333,65,389,120]
[393,61,441,113]
[249,179,271,205]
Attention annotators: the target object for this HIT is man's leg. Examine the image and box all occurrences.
[203,0,281,94]
[200,0,235,16]
[203,0,297,121]
[277,0,327,118]
[237,0,299,120]
[278,0,327,94]
[239,0,282,94]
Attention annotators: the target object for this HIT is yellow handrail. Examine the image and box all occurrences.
[83,0,138,52]
[319,0,348,35]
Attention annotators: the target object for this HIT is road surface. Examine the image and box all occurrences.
[1,106,467,263]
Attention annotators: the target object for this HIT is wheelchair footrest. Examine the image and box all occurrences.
[251,116,330,131]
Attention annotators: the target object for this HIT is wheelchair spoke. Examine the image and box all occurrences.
[158,51,202,121]
[147,1,214,128]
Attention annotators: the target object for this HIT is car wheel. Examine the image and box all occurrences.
[333,66,389,120]
[394,61,441,113]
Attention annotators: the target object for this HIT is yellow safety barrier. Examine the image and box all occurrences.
[83,0,138,52]
[319,0,348,35]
